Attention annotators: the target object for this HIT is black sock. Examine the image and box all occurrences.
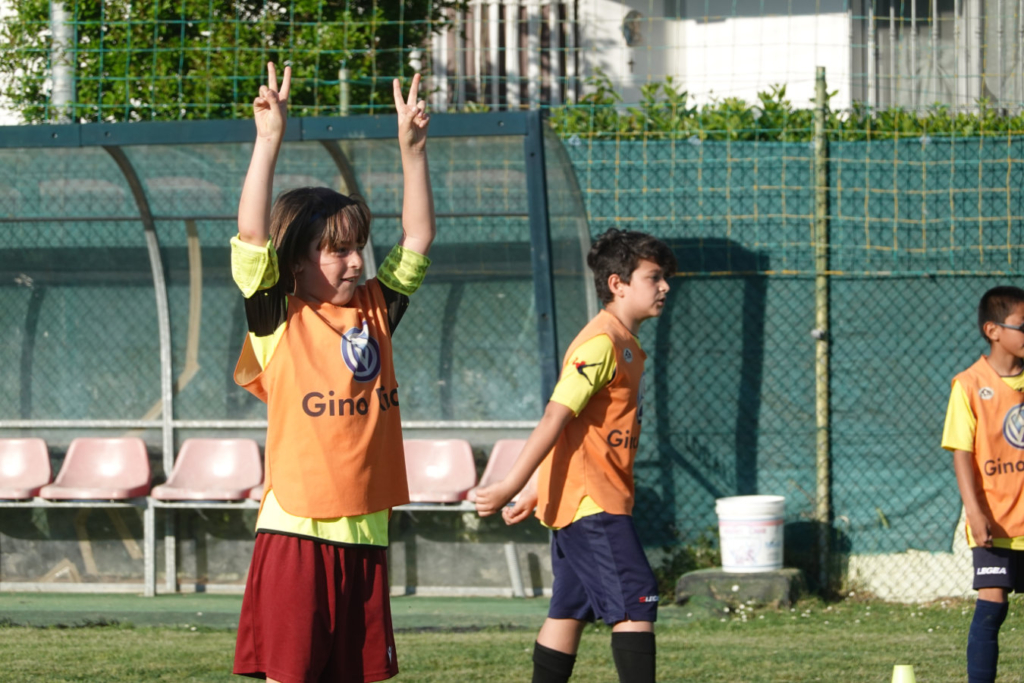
[611,631,656,683]
[967,599,1008,683]
[532,641,576,683]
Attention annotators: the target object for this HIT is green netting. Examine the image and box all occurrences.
[567,135,1024,577]
[7,123,1024,599]
[0,215,161,420]
[544,125,595,361]
[829,138,1024,274]
[5,1,1024,120]
[0,134,547,429]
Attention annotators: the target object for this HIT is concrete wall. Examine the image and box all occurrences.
[845,509,975,604]
[0,507,554,596]
[1,500,979,602]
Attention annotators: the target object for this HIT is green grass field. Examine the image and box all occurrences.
[3,593,1024,681]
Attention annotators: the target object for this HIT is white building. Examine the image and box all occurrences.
[435,0,1018,113]
[579,0,852,109]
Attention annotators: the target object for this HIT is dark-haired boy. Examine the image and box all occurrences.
[475,228,677,683]
[943,285,1024,683]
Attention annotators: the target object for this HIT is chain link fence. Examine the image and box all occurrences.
[10,1,1024,124]
[4,119,1024,600]
[0,133,554,435]
[566,131,1024,600]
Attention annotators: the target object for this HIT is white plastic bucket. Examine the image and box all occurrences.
[715,495,785,573]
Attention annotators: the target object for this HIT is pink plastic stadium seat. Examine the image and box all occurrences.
[404,439,478,503]
[467,439,527,503]
[151,439,263,501]
[0,438,52,500]
[39,437,151,500]
[248,483,264,501]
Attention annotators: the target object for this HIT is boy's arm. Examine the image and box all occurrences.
[502,471,540,525]
[474,401,575,518]
[238,62,291,246]
[476,336,616,521]
[392,75,435,256]
[953,449,992,547]
[943,380,989,545]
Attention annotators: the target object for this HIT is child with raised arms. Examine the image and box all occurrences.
[475,228,676,683]
[230,62,434,683]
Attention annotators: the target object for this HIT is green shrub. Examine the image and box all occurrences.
[551,70,1024,142]
[653,527,721,602]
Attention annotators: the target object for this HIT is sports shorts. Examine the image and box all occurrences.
[972,546,1024,592]
[548,512,659,625]
[234,532,398,683]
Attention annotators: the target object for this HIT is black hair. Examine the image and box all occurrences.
[587,228,677,304]
[978,286,1024,341]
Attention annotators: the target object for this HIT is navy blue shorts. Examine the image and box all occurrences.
[973,546,1024,592]
[548,512,659,625]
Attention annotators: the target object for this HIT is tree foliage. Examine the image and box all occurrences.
[0,0,455,122]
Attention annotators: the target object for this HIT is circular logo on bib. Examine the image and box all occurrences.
[624,348,633,363]
[1003,404,1024,449]
[340,321,382,382]
[980,387,995,400]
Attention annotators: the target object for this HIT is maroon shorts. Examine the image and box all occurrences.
[233,532,399,683]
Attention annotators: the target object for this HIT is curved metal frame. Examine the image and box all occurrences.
[0,113,591,597]
[103,145,181,595]
[103,146,175,476]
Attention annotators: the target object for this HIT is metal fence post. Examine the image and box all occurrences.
[104,144,178,594]
[49,0,74,123]
[813,66,832,593]
[868,1,877,109]
[339,66,350,117]
[524,109,560,403]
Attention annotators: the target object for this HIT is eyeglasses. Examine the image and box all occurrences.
[997,322,1024,333]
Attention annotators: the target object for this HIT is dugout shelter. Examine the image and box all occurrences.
[0,110,594,594]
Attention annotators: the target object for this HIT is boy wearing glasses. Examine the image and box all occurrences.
[943,285,1024,683]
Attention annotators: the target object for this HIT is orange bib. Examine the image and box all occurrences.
[537,310,646,528]
[235,280,408,518]
[955,355,1024,539]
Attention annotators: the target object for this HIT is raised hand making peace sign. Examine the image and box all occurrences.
[253,61,291,141]
[393,74,430,154]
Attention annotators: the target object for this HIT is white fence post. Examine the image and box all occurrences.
[527,0,542,109]
[506,0,521,109]
[548,0,562,105]
[455,8,467,108]
[565,0,576,103]
[432,28,447,110]
[868,1,877,108]
[488,0,501,107]
[1018,0,1024,105]
[910,0,917,108]
[970,0,983,104]
[931,0,938,107]
[473,0,484,103]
